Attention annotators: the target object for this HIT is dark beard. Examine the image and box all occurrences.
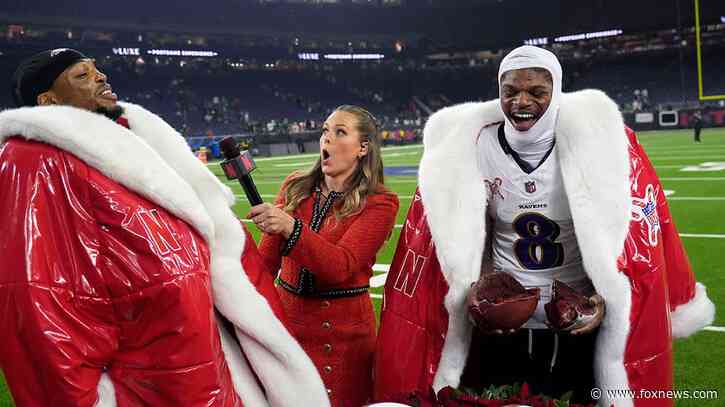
[96,105,125,121]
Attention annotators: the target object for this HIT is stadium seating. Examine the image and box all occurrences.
[1,43,723,137]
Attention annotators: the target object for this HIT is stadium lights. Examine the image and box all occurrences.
[113,48,141,56]
[298,52,384,61]
[554,29,623,42]
[146,49,219,57]
[111,48,218,57]
[323,53,385,60]
[524,29,623,46]
[298,52,320,60]
[721,16,725,24]
[524,37,548,46]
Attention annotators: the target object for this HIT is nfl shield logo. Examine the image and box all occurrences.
[525,181,536,194]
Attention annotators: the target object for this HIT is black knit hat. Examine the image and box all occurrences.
[11,48,88,107]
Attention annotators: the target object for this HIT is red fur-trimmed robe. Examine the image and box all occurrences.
[373,90,715,407]
[0,103,330,407]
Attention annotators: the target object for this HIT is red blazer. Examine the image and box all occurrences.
[259,178,399,407]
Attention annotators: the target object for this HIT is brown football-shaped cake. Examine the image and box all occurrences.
[467,272,540,332]
[545,279,597,331]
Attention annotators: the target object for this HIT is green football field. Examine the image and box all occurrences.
[1,128,722,405]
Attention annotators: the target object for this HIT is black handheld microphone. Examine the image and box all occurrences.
[219,136,263,206]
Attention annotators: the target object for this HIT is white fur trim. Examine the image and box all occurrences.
[671,283,716,339]
[217,322,270,407]
[419,90,634,406]
[419,101,495,392]
[0,105,215,241]
[94,373,117,407]
[556,90,633,407]
[0,103,329,406]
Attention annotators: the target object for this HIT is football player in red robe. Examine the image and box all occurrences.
[374,46,715,407]
[0,48,330,407]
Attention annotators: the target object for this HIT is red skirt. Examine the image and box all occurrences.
[277,287,376,407]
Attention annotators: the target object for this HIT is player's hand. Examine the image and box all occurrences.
[247,203,295,238]
[570,294,605,335]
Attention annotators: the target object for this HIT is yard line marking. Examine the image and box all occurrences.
[370,274,389,288]
[668,197,725,201]
[205,144,423,165]
[371,265,392,287]
[235,194,410,200]
[231,178,725,186]
[266,151,419,168]
[243,154,319,162]
[704,326,725,333]
[229,179,725,187]
[382,151,421,158]
[661,177,725,181]
[228,179,421,186]
[370,293,383,299]
[227,180,285,185]
[644,146,725,151]
[267,153,421,168]
[274,162,315,167]
[648,151,725,157]
[234,193,417,200]
[651,156,725,161]
[207,145,725,166]
[381,144,423,151]
[232,194,724,203]
[680,162,725,172]
[235,194,278,199]
[649,153,725,156]
[373,264,391,272]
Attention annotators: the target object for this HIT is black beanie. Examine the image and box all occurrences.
[11,48,88,107]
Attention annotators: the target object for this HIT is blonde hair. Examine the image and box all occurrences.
[283,105,386,219]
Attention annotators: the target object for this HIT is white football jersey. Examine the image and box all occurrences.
[477,125,590,329]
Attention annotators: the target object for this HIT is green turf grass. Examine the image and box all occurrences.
[1,128,723,405]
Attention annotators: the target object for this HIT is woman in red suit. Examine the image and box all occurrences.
[249,105,399,406]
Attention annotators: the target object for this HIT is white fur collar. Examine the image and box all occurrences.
[0,103,329,407]
[0,103,219,241]
[420,90,634,406]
